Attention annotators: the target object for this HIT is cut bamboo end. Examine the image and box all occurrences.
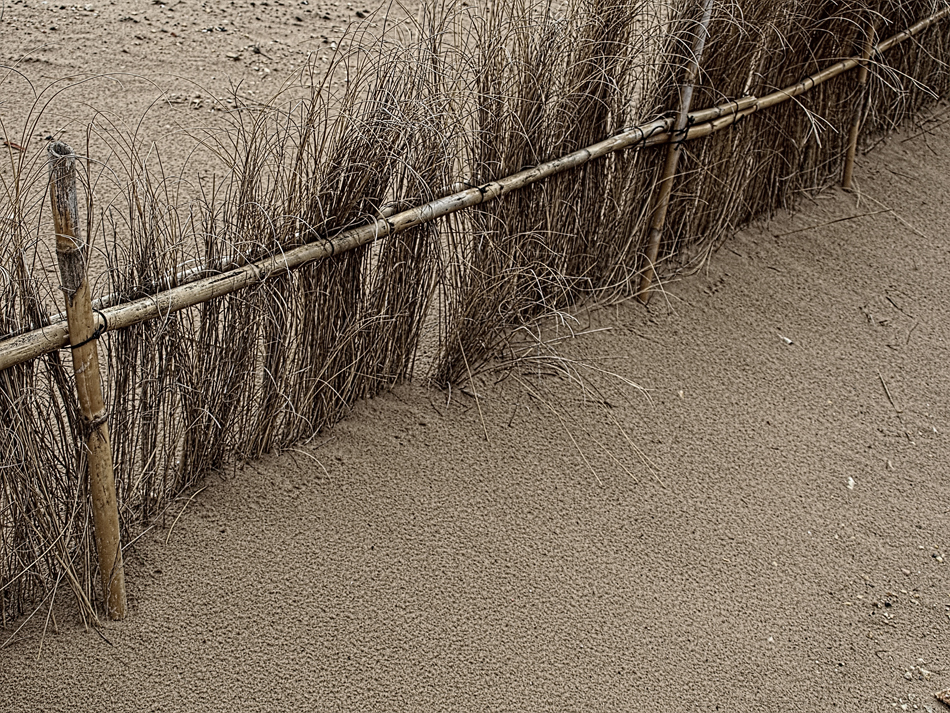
[48,141,128,621]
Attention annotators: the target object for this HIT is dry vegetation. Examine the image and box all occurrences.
[2,0,950,626]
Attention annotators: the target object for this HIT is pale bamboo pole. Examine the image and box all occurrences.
[843,25,876,190]
[0,99,754,369]
[877,6,950,53]
[48,141,127,621]
[638,0,716,304]
[1,7,949,370]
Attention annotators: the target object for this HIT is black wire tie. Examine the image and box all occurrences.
[673,114,696,150]
[73,309,108,349]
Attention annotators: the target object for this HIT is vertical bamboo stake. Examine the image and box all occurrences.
[843,25,876,189]
[638,0,715,304]
[48,141,127,620]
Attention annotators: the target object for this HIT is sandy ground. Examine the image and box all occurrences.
[3,2,950,711]
[0,0,409,218]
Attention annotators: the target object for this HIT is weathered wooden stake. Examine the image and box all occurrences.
[843,25,876,190]
[48,141,127,620]
[638,0,715,304]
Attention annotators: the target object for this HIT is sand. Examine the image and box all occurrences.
[2,1,950,711]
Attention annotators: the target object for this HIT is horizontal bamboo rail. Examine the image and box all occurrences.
[0,6,948,372]
[15,97,759,333]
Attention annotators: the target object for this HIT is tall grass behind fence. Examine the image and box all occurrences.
[2,0,950,624]
[661,0,950,270]
[434,0,669,384]
[101,28,464,495]
[1,224,93,622]
[1,25,464,625]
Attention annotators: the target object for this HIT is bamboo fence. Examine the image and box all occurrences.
[2,0,950,624]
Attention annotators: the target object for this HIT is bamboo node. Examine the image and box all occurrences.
[54,240,83,254]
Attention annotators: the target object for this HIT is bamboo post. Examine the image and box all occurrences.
[48,141,127,620]
[843,25,876,189]
[638,0,716,304]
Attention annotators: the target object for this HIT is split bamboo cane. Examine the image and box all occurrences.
[48,141,127,621]
[843,26,876,190]
[638,0,716,304]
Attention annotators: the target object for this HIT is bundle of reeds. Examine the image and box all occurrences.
[2,0,950,625]
[0,194,94,627]
[433,0,668,385]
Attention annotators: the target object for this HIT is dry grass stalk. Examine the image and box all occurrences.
[843,24,877,189]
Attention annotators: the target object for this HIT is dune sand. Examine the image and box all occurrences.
[2,1,950,711]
